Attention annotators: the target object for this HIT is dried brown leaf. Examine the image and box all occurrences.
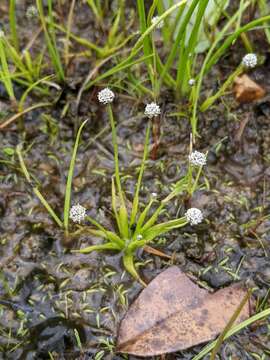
[117,266,250,357]
[234,74,265,103]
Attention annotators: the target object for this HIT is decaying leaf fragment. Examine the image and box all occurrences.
[234,74,265,103]
[117,266,250,357]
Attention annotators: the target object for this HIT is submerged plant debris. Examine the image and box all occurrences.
[0,0,270,359]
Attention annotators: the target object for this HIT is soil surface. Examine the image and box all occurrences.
[0,1,270,359]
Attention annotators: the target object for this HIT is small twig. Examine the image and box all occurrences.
[23,26,43,52]
[235,115,250,142]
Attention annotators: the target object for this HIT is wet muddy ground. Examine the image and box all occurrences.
[0,1,270,359]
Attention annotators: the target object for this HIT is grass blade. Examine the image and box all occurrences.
[9,0,18,50]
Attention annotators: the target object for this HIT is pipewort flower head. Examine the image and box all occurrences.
[98,88,115,104]
[189,78,196,86]
[185,208,203,225]
[26,5,38,19]
[242,53,257,68]
[144,102,161,118]
[151,16,164,29]
[189,151,207,167]
[69,204,86,223]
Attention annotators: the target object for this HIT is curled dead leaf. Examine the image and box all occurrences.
[234,74,265,103]
[117,266,251,357]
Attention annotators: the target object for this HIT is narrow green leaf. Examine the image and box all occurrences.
[74,242,120,254]
[119,204,129,239]
[9,0,18,50]
[134,198,155,237]
[140,203,164,233]
[142,216,187,242]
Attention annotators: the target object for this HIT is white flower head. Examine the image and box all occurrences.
[189,78,196,86]
[144,102,161,118]
[242,53,257,68]
[97,88,115,104]
[137,234,143,240]
[26,5,38,18]
[69,204,86,223]
[189,150,207,167]
[185,208,203,225]
[151,192,158,197]
[151,16,164,29]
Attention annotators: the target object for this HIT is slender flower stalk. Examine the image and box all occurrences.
[108,104,125,204]
[97,88,124,204]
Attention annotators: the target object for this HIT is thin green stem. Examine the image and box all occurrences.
[108,105,124,204]
[189,165,203,196]
[130,123,151,226]
[64,119,88,232]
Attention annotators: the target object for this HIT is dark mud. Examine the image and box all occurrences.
[0,1,270,359]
